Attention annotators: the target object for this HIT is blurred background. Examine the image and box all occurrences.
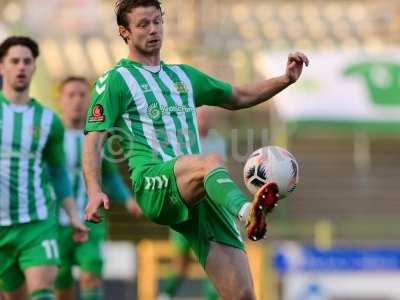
[1,0,400,299]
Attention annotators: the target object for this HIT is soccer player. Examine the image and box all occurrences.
[0,36,87,300]
[83,1,309,299]
[160,107,223,300]
[54,76,142,300]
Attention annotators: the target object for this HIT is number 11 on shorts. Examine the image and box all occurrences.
[41,239,59,259]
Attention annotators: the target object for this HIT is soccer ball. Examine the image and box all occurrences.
[243,146,299,198]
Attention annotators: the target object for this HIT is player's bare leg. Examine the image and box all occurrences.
[174,154,222,206]
[175,154,256,298]
[80,271,102,300]
[24,266,57,299]
[205,242,255,300]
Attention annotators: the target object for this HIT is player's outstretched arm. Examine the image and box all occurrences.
[83,131,110,223]
[224,52,309,110]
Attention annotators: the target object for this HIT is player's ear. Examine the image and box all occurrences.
[118,26,130,43]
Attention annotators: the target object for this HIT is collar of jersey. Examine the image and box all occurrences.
[120,58,165,72]
[0,90,35,109]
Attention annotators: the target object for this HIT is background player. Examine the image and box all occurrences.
[83,1,308,299]
[0,36,87,300]
[54,76,141,300]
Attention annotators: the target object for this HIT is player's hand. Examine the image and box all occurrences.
[85,191,110,223]
[285,52,309,84]
[125,198,142,218]
[70,218,89,243]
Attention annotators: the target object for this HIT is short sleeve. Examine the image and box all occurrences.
[181,65,233,107]
[84,70,125,134]
[43,113,65,166]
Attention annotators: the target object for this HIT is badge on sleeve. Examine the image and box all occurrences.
[88,104,105,122]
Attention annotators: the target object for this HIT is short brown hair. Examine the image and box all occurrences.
[0,36,39,62]
[60,76,89,91]
[115,0,163,42]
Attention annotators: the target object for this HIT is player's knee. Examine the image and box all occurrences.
[80,272,101,289]
[202,154,224,175]
[236,287,256,300]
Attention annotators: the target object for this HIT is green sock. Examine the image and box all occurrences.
[30,289,54,300]
[81,287,103,300]
[163,273,184,296]
[204,167,248,216]
[202,279,219,300]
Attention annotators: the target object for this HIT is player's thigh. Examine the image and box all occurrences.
[24,266,58,293]
[205,242,255,300]
[174,154,224,205]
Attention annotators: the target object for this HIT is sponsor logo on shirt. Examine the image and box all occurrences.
[147,103,195,121]
[88,104,105,122]
[147,103,162,121]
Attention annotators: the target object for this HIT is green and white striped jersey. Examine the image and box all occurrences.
[0,92,65,226]
[58,129,85,226]
[85,59,233,170]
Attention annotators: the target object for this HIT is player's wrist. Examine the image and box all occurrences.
[86,185,103,196]
[281,74,294,86]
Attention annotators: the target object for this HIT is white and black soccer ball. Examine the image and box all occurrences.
[243,146,299,199]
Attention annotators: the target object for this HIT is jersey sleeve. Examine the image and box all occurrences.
[84,70,125,134]
[43,113,65,166]
[181,64,233,107]
[43,114,72,200]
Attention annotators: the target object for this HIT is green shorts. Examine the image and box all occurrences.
[133,159,245,267]
[54,222,106,289]
[0,218,60,292]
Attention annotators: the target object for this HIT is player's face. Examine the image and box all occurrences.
[0,45,36,92]
[59,81,90,123]
[122,6,164,55]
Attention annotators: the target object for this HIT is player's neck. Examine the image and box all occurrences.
[63,117,84,130]
[128,51,161,66]
[2,84,30,105]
